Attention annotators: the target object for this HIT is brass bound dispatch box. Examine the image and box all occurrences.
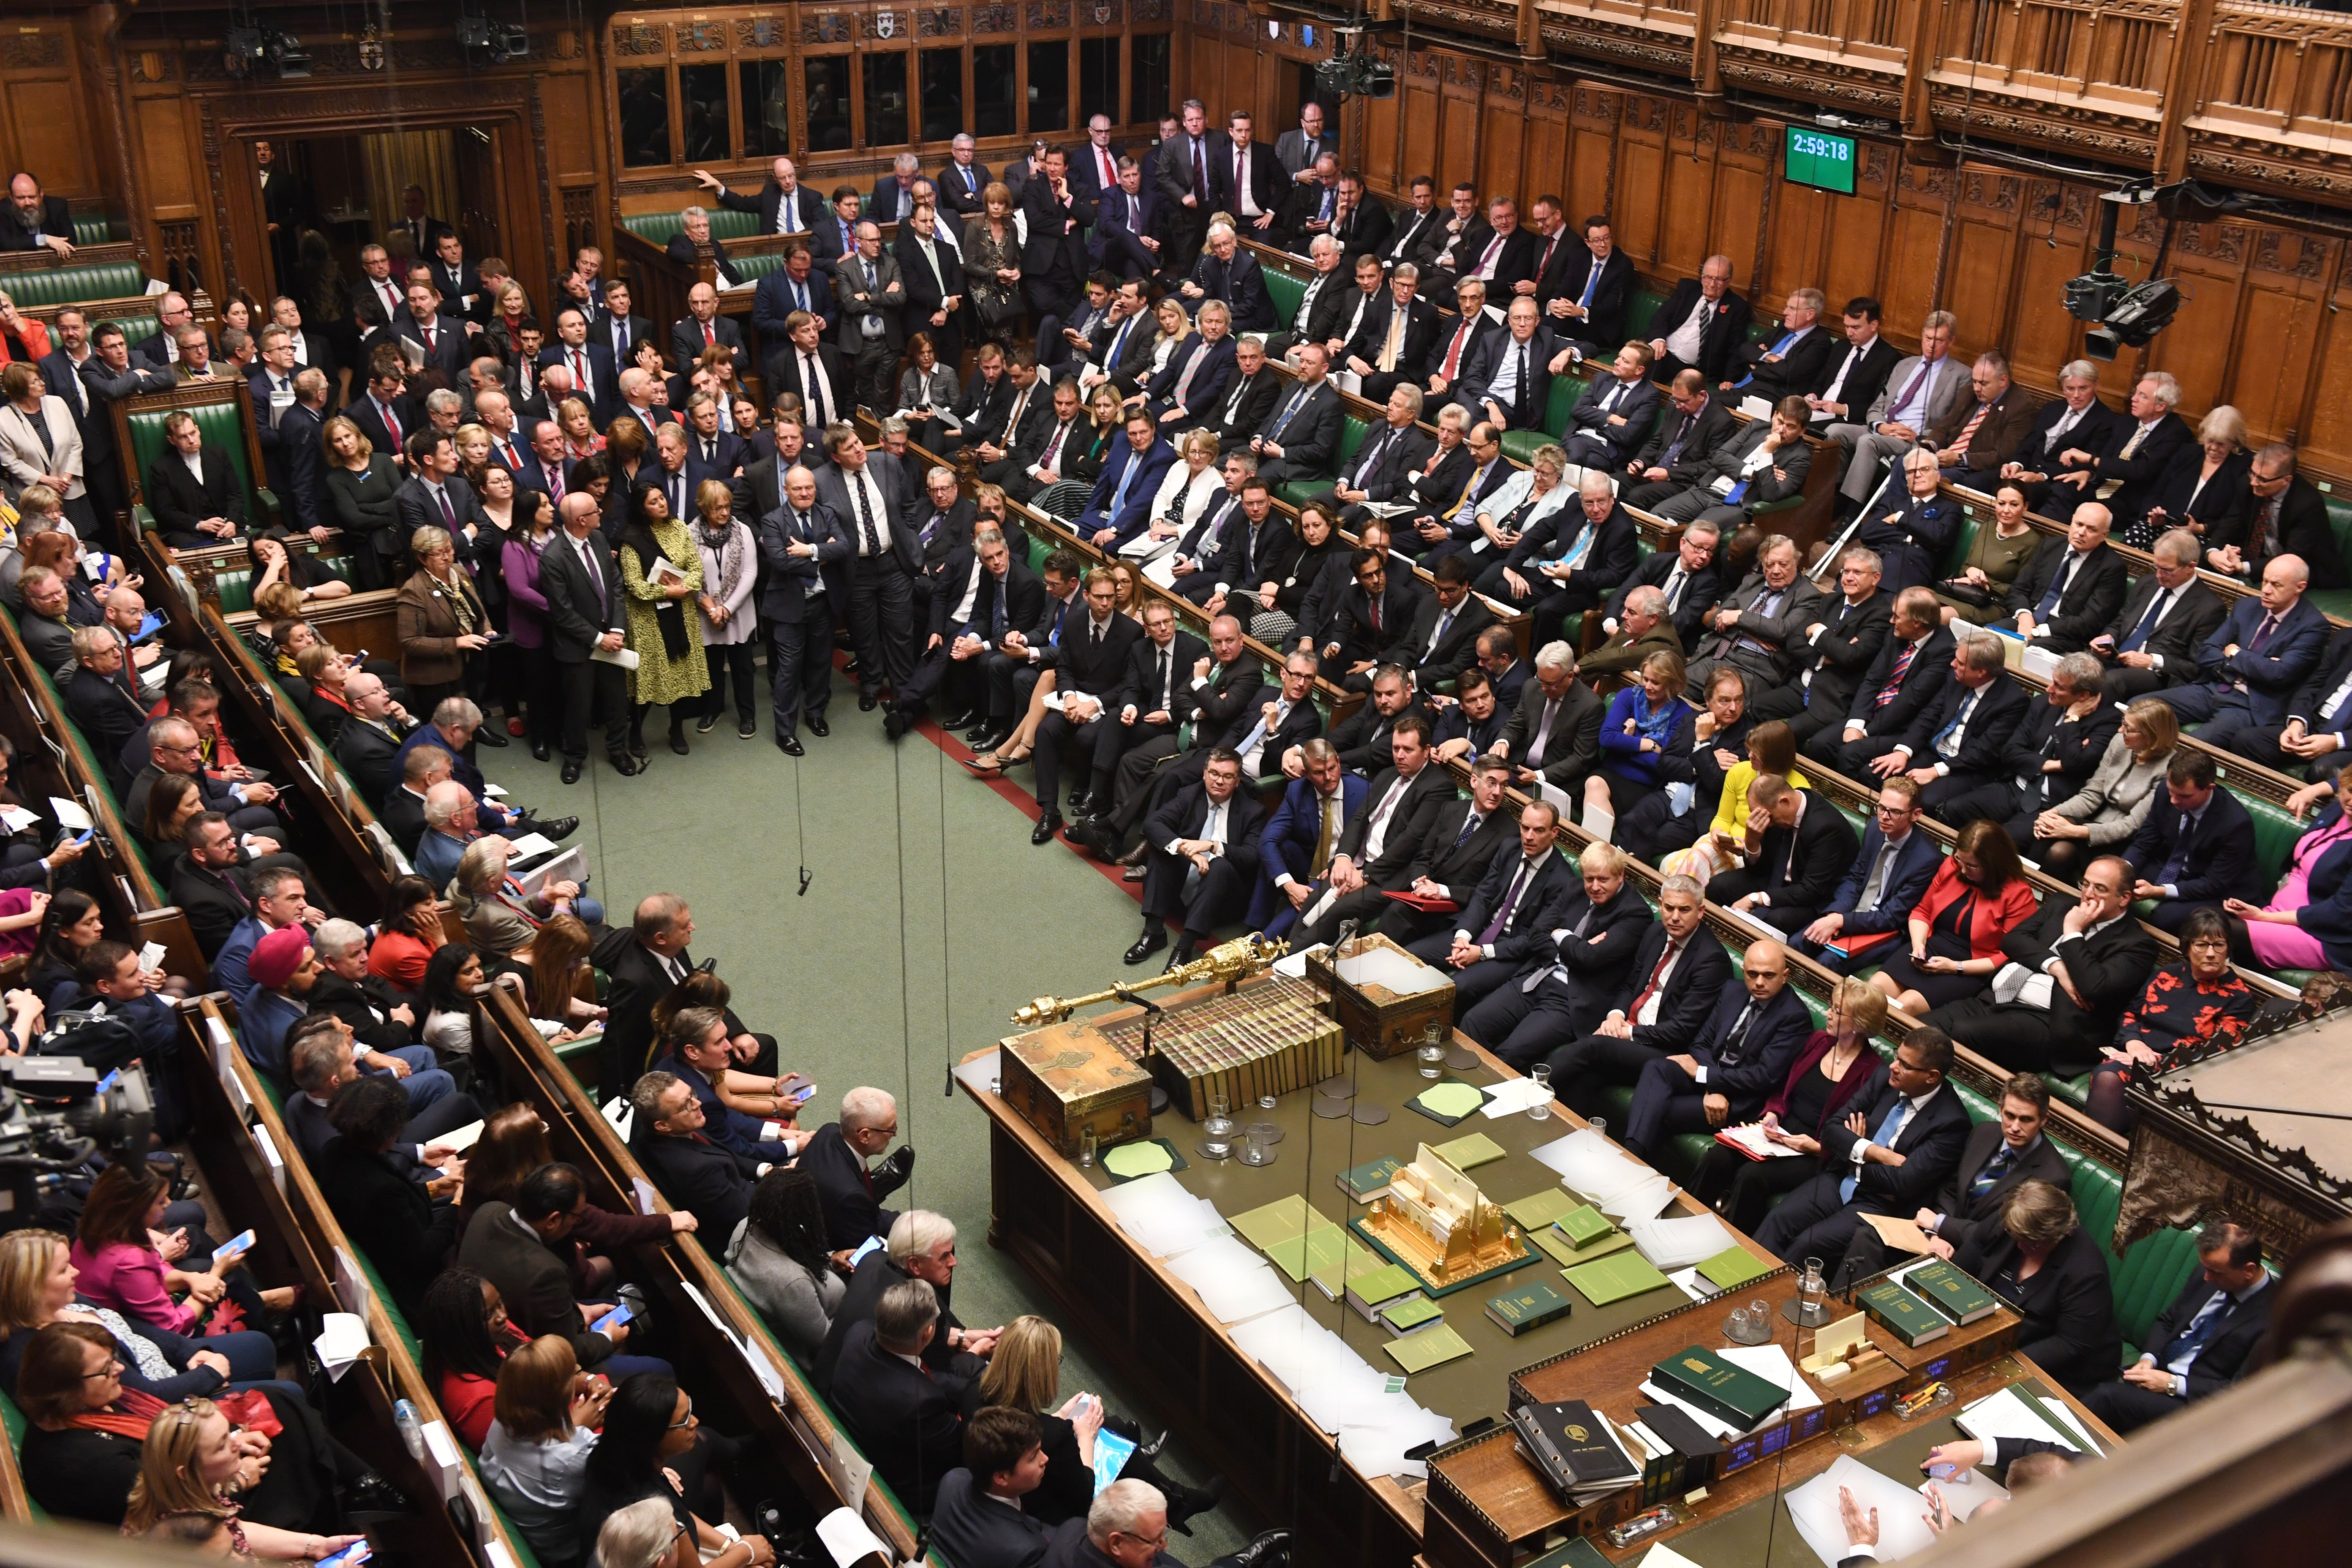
[998,1025,1156,1160]
[1309,933,1456,1060]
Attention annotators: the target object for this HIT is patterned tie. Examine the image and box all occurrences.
[1379,306,1406,372]
[1449,809,1483,853]
[1949,400,1991,460]
[1970,1143,2015,1200]
[2120,588,2171,654]
[1310,791,1339,878]
[1873,640,1917,708]
[1629,938,1680,1018]
[2119,422,2152,460]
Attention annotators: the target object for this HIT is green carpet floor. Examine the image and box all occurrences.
[481,679,1259,1555]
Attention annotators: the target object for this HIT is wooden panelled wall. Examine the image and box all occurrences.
[1182,24,2352,480]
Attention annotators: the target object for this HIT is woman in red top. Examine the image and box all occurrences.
[367,874,446,996]
[1690,977,1892,1232]
[1872,819,2039,1017]
[419,1267,530,1450]
[0,290,54,367]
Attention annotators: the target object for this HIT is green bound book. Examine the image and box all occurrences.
[1533,1225,1633,1269]
[1695,1245,1774,1293]
[1383,1322,1474,1375]
[1432,1131,1507,1170]
[1484,1279,1573,1337]
[1346,1262,1421,1321]
[1649,1344,1792,1430]
[1857,1277,1951,1347]
[1563,1250,1674,1307]
[1904,1260,2000,1325]
[1502,1187,1580,1232]
[1381,1296,1443,1335]
[1555,1204,1616,1251]
[1336,1156,1402,1204]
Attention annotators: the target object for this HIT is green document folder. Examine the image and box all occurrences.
[1383,1323,1474,1374]
[1563,1250,1674,1307]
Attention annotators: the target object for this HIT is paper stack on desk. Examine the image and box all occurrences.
[1480,1076,1556,1118]
[1229,1304,1457,1479]
[1625,1212,1735,1271]
[1098,1171,1228,1258]
[1787,1456,1941,1565]
[1956,1384,2102,1455]
[1531,1130,1674,1218]
[1164,1236,1296,1326]
[1636,1343,1818,1440]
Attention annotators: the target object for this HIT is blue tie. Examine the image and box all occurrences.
[1841,1097,1912,1201]
[2036,553,2081,618]
[1931,689,1977,760]
[1736,331,1798,389]
[2165,1290,2232,1373]
[2120,587,2169,654]
[1268,386,1307,441]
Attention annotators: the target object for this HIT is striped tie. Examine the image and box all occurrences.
[1873,640,1917,708]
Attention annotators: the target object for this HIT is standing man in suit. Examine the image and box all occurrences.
[1128,748,1267,968]
[1215,111,1287,241]
[543,307,618,427]
[1802,777,1941,972]
[1152,99,1220,275]
[1647,256,1753,385]
[768,311,854,437]
[55,314,169,533]
[539,493,639,782]
[1621,939,1814,1163]
[832,223,905,414]
[1030,566,1143,837]
[1844,1073,2072,1280]
[2119,752,2264,934]
[670,282,746,378]
[2151,552,2331,751]
[2093,528,2229,702]
[1545,215,1636,358]
[696,155,825,236]
[248,327,303,508]
[1724,288,1833,401]
[816,427,917,711]
[2006,502,2131,653]
[753,245,830,345]
[1931,856,2159,1072]
[428,231,481,321]
[1829,311,1970,507]
[1405,800,1582,1018]
[1068,117,1119,200]
[1753,1026,1973,1275]
[594,277,654,371]
[2085,1222,2273,1433]
[1275,102,1338,177]
[395,280,468,384]
[254,142,312,288]
[1708,775,1863,933]
[1021,146,1096,329]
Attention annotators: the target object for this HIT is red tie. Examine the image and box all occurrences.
[1631,939,1682,1018]
[571,348,586,387]
[703,322,714,346]
[381,400,402,447]
[423,321,435,352]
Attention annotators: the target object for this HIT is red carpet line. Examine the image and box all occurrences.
[904,709,1147,906]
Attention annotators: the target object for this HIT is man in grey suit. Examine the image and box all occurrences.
[757,463,848,756]
[1685,534,1828,697]
[1827,311,1972,506]
[815,427,920,710]
[833,221,906,415]
[538,492,642,782]
[1251,344,1344,489]
[1274,102,1339,179]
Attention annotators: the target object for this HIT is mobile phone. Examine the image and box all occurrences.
[214,1228,257,1263]
[72,830,93,847]
[316,1540,373,1568]
[591,1302,633,1335]
[847,1235,885,1267]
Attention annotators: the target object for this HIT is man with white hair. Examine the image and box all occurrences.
[2046,369,2191,531]
[812,1209,1002,1395]
[870,152,924,223]
[410,778,481,892]
[393,695,580,842]
[662,204,745,286]
[1045,1478,1291,1568]
[798,1086,914,1252]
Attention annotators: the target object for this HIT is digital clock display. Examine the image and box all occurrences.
[1787,128,1859,195]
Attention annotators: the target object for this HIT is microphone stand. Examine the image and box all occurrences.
[1113,987,1171,1115]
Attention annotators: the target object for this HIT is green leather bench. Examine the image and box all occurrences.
[0,1384,46,1519]
[206,556,356,613]
[730,252,789,283]
[1276,413,1367,509]
[622,209,765,248]
[4,261,148,310]
[124,393,277,533]
[1501,373,1588,466]
[72,213,122,247]
[1624,289,1666,348]
[5,616,158,883]
[2311,482,2352,621]
[1262,267,1307,330]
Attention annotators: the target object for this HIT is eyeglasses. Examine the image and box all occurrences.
[82,1356,125,1380]
[667,1403,699,1431]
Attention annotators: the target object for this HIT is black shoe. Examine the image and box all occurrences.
[561,758,584,784]
[537,817,580,842]
[884,710,908,741]
[859,691,879,711]
[1065,818,1108,858]
[1168,1476,1228,1534]
[738,719,757,739]
[610,754,645,776]
[965,721,998,746]
[1118,839,1150,867]
[1068,789,1093,816]
[1032,812,1064,846]
[1124,928,1168,965]
[474,727,509,748]
[670,732,690,756]
[777,734,805,757]
[808,717,830,737]
[531,740,551,762]
[630,738,649,760]
[1163,945,1195,973]
[1230,1530,1290,1568]
[343,1472,419,1521]
[1135,1429,1170,1464]
[941,709,975,729]
[697,712,718,734]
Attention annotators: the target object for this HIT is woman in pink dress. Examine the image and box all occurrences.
[2224,765,2352,972]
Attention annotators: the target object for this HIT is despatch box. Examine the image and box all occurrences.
[998,1022,1154,1158]
[1308,932,1457,1060]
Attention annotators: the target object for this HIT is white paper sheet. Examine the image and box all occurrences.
[1598,1172,1678,1222]
[1529,1130,1653,1205]
[419,1417,464,1501]
[1626,1212,1735,1270]
[820,1436,874,1525]
[1718,1122,1804,1158]
[1479,1077,1555,1118]
[437,1119,486,1154]
[1786,1455,1941,1565]
[46,796,91,831]
[1190,1261,1297,1325]
[1923,1468,2011,1522]
[814,1506,890,1568]
[501,831,560,862]
[1164,1234,1272,1290]
[1718,1343,1824,1414]
[333,1246,372,1320]
[951,1048,1002,1096]
[1334,944,1446,996]
[1335,1399,1455,1481]
[313,1311,371,1383]
[1637,1545,1707,1568]
[634,1177,660,1217]
[1955,1384,2081,1452]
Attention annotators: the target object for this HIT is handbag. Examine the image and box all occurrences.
[1937,577,1992,608]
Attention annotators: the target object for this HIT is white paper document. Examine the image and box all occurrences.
[1787,1456,1941,1565]
[1479,1077,1554,1118]
[814,1506,891,1568]
[47,796,91,831]
[313,1311,371,1382]
[1718,1122,1804,1158]
[1626,1212,1735,1270]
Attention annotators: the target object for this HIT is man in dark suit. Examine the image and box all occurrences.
[1840,1071,2076,1290]
[668,283,746,378]
[1462,841,1658,1068]
[767,311,855,434]
[937,135,997,213]
[1999,360,2124,501]
[1317,381,1436,525]
[1019,147,1096,326]
[2042,371,2192,531]
[1646,256,1754,385]
[426,232,481,321]
[1481,472,1640,630]
[816,427,920,709]
[746,462,847,757]
[2092,529,2229,702]
[1802,777,1942,972]
[1342,264,1443,406]
[1623,369,1737,498]
[1760,546,1890,737]
[395,429,485,547]
[1251,345,1343,489]
[1723,288,1833,401]
[2118,752,2265,934]
[1807,587,1955,776]
[812,1214,990,1400]
[1180,224,1276,333]
[2085,1222,2274,1434]
[1240,739,1366,931]
[896,207,966,370]
[2212,442,2349,590]
[2151,554,2332,752]
[1642,399,1815,530]
[1087,156,1162,282]
[1210,111,1287,243]
[63,630,151,763]
[1378,176,1445,272]
[1151,101,1220,274]
[392,280,468,383]
[629,1070,762,1255]
[1432,194,1534,297]
[1857,630,2032,821]
[168,820,264,961]
[1753,1026,1974,1276]
[539,492,641,783]
[752,245,830,347]
[459,1170,662,1376]
[1088,601,1207,820]
[1263,236,1351,361]
[1558,342,1663,474]
[2005,504,2131,654]
[1927,351,2042,490]
[931,1410,1081,1568]
[662,205,744,286]
[1939,652,2118,838]
[1313,551,1421,690]
[1288,716,1456,947]
[1385,555,1494,694]
[1405,802,1582,1019]
[278,370,330,535]
[1085,614,1266,855]
[1937,858,2159,1081]
[1492,645,1604,795]
[1544,215,1637,356]
[1609,517,1731,665]
[1128,748,1267,969]
[1452,298,1555,433]
[832,1281,968,1516]
[1379,754,1520,944]
[57,317,171,532]
[1621,940,1815,1162]
[1204,333,1281,458]
[1330,173,1392,258]
[1030,566,1143,836]
[798,1088,913,1252]
[1798,297,1901,436]
[697,155,825,237]
[0,172,71,255]
[1534,875,1731,1103]
[1708,777,1863,932]
[146,411,250,547]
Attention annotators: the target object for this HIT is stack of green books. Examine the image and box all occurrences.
[1380,1296,1443,1336]
[1530,1205,1636,1268]
[1501,1187,1580,1232]
[1905,1259,2001,1324]
[1857,1275,1950,1346]
[1347,1262,1421,1322]
[1563,1250,1674,1307]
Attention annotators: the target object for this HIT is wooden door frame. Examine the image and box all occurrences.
[193,79,554,308]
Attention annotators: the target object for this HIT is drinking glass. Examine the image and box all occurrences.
[1587,1116,1608,1143]
[1239,1126,1276,1166]
[1416,1043,1445,1079]
[1527,1064,1553,1120]
[1078,1125,1097,1168]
